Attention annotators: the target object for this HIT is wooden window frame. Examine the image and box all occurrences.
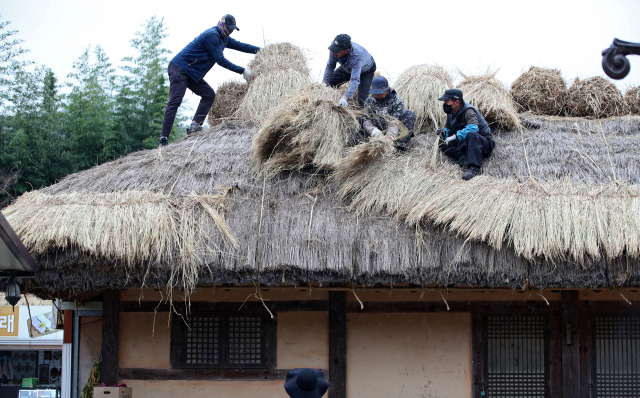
[169,309,277,374]
[579,302,640,398]
[472,304,562,398]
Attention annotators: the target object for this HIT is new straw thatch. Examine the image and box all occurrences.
[251,83,362,176]
[394,64,453,133]
[207,80,248,126]
[510,66,567,116]
[237,42,311,123]
[624,85,640,115]
[4,115,640,297]
[457,71,522,131]
[566,76,627,118]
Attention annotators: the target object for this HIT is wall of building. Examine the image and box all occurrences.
[120,380,289,398]
[78,317,101,398]
[119,312,171,369]
[347,312,471,398]
[277,311,329,369]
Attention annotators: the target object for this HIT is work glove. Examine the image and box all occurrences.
[242,68,253,82]
[444,135,458,145]
[338,97,349,107]
[370,128,382,137]
[436,128,450,139]
[388,122,400,139]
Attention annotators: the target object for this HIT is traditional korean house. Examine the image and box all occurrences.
[3,116,640,398]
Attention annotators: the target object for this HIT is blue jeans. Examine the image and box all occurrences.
[160,62,216,138]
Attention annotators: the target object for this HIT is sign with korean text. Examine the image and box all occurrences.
[0,306,19,337]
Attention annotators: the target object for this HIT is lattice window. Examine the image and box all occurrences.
[185,316,219,365]
[228,317,262,365]
[180,314,265,369]
[486,316,547,397]
[594,316,640,397]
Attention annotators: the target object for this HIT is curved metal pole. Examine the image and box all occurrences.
[602,38,640,80]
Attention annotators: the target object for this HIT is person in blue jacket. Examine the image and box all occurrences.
[437,89,495,180]
[159,14,260,147]
[322,34,376,107]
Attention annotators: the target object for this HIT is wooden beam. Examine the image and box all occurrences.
[346,300,560,313]
[63,310,73,344]
[561,291,580,398]
[329,291,347,398]
[118,368,329,381]
[120,300,328,313]
[470,311,484,398]
[102,290,120,385]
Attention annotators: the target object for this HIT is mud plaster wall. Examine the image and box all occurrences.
[277,311,329,369]
[347,312,471,398]
[119,312,171,369]
[79,317,102,398]
[120,380,289,398]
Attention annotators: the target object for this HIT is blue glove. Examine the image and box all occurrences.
[338,97,349,106]
[456,124,479,141]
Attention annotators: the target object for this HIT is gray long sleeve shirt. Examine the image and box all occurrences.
[322,42,375,99]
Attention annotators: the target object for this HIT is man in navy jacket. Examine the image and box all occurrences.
[159,14,260,147]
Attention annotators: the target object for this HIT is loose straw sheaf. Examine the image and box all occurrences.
[207,80,248,126]
[566,76,627,118]
[457,70,522,131]
[394,64,453,133]
[238,42,311,123]
[251,83,362,177]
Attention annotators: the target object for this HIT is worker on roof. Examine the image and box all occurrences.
[361,76,416,148]
[158,14,260,148]
[437,89,495,180]
[322,34,376,108]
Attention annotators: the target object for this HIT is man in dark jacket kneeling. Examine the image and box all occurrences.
[361,76,416,148]
[158,14,260,147]
[437,89,495,180]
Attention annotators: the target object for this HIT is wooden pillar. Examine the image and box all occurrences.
[471,311,485,398]
[329,291,347,398]
[561,290,580,398]
[102,290,120,386]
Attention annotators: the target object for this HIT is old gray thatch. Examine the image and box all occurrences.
[4,115,640,297]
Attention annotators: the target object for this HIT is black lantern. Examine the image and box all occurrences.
[5,273,21,311]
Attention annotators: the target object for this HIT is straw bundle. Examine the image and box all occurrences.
[238,42,311,123]
[207,80,248,126]
[566,76,627,118]
[394,64,453,133]
[247,42,311,78]
[624,85,640,115]
[457,71,522,131]
[252,83,362,176]
[4,189,238,295]
[510,66,567,115]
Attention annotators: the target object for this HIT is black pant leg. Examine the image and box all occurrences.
[439,141,464,161]
[161,62,190,138]
[187,78,216,125]
[327,66,351,88]
[464,131,493,168]
[357,62,376,107]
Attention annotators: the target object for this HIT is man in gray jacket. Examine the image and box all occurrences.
[322,34,376,107]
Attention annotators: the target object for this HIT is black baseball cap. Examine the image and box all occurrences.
[329,34,351,53]
[225,14,239,30]
[438,89,464,102]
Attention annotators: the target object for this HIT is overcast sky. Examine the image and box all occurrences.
[3,0,640,118]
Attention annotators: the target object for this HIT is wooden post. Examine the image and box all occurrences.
[102,290,120,385]
[471,311,485,398]
[561,290,580,398]
[329,291,347,398]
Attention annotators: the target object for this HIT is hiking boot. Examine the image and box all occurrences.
[186,125,203,135]
[462,167,480,180]
[158,136,168,147]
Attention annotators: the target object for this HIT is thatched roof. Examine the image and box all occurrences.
[4,115,640,296]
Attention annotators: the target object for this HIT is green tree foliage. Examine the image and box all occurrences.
[115,16,185,150]
[0,15,187,206]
